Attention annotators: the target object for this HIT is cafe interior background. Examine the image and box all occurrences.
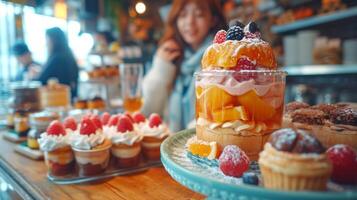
[0,0,357,199]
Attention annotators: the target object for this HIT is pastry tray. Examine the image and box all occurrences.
[161,129,357,200]
[48,159,162,184]
[15,142,43,160]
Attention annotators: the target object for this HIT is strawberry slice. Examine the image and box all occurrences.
[90,114,103,130]
[47,120,66,136]
[133,112,146,123]
[63,117,77,131]
[101,112,111,125]
[117,116,134,133]
[80,118,97,135]
[149,113,162,128]
[108,115,119,127]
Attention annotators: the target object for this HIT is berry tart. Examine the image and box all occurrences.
[108,115,142,168]
[70,118,112,176]
[283,102,357,149]
[140,113,170,161]
[259,128,332,191]
[38,120,74,176]
[195,21,286,160]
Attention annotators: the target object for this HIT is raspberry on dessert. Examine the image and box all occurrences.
[213,30,226,44]
[47,120,66,136]
[124,112,135,123]
[117,116,134,133]
[330,107,357,126]
[291,108,325,125]
[242,172,259,185]
[63,117,77,131]
[108,115,119,127]
[285,101,310,113]
[90,115,103,130]
[80,118,97,135]
[133,112,146,123]
[234,58,257,71]
[270,128,325,154]
[219,145,250,177]
[101,112,111,125]
[149,113,162,128]
[327,144,357,184]
[226,26,244,41]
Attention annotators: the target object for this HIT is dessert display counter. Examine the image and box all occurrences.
[0,130,203,200]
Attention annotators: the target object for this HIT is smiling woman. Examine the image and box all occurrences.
[142,0,228,132]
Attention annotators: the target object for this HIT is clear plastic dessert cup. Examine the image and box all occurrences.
[44,146,75,176]
[195,70,287,160]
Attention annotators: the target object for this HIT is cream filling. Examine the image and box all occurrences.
[259,143,331,176]
[111,146,141,158]
[74,151,110,165]
[45,151,74,165]
[142,141,161,148]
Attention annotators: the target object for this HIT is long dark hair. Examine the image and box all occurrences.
[46,27,73,56]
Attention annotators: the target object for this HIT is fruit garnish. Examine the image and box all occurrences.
[244,21,261,39]
[187,138,218,160]
[101,112,111,125]
[63,116,77,131]
[234,58,257,71]
[247,21,260,33]
[198,86,235,112]
[79,118,97,135]
[213,30,226,44]
[236,90,276,121]
[242,172,259,185]
[226,26,244,41]
[133,112,146,123]
[117,116,134,133]
[212,106,249,123]
[46,120,66,136]
[90,115,103,130]
[108,115,119,127]
[149,113,162,128]
[219,145,250,177]
[124,112,135,123]
[327,144,357,184]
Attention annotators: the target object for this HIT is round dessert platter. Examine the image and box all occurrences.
[161,129,357,200]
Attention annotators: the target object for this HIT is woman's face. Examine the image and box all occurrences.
[176,3,213,50]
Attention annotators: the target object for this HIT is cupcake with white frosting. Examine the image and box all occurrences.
[70,118,112,176]
[108,115,142,168]
[141,113,170,161]
[38,120,74,176]
[132,112,147,132]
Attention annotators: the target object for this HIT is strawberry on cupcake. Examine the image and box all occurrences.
[38,120,74,176]
[108,115,143,168]
[140,113,171,161]
[70,118,112,176]
[63,116,77,134]
[132,112,147,132]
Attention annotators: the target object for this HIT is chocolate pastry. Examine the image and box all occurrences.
[330,107,357,126]
[311,104,338,119]
[285,102,310,113]
[291,108,325,125]
[269,128,325,154]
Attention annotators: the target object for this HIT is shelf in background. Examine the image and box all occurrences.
[282,65,357,76]
[272,7,357,34]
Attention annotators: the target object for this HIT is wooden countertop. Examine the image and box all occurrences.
[0,131,203,200]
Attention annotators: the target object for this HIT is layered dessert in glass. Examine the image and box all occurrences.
[194,22,286,160]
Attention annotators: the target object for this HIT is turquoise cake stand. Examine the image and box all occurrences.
[160,129,357,200]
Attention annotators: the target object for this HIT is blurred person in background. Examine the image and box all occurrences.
[142,0,227,131]
[11,41,41,81]
[37,27,79,97]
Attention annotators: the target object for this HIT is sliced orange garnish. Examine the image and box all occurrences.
[212,106,249,123]
[187,137,218,160]
[199,86,235,111]
[237,90,276,121]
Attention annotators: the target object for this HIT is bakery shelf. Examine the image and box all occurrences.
[282,65,357,76]
[271,7,357,34]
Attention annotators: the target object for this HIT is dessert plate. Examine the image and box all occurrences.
[161,129,357,200]
[48,160,161,184]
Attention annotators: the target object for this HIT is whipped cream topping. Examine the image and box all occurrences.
[38,133,70,152]
[141,123,170,139]
[107,130,142,145]
[134,120,147,132]
[70,130,106,150]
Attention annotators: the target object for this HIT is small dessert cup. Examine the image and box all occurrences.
[142,135,168,161]
[72,139,112,176]
[195,70,287,160]
[111,142,141,168]
[44,146,74,176]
